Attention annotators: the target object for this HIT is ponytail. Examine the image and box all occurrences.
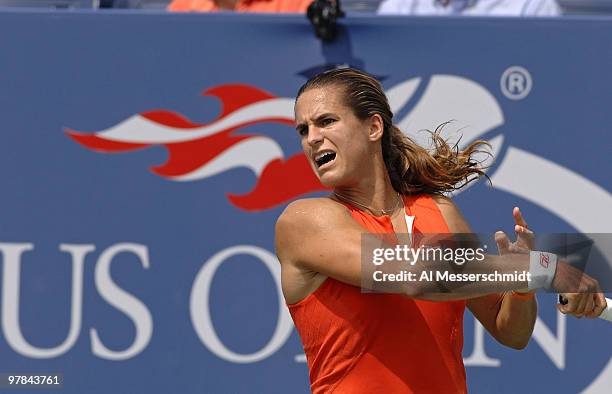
[382,123,490,194]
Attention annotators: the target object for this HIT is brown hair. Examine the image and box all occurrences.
[296,68,490,195]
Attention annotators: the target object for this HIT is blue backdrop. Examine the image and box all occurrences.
[0,9,610,393]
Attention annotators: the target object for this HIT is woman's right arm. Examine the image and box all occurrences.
[275,198,601,302]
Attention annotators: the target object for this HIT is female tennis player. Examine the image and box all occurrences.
[275,68,604,393]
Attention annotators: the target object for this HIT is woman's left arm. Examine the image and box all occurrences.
[433,196,537,350]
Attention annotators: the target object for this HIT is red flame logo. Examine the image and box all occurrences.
[65,84,328,211]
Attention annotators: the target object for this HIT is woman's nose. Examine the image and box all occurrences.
[307,127,323,146]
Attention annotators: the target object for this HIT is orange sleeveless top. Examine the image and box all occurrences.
[287,195,467,394]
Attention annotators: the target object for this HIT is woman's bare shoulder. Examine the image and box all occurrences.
[274,197,357,265]
[276,197,348,230]
[429,194,472,233]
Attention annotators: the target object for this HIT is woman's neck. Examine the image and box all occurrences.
[334,173,399,216]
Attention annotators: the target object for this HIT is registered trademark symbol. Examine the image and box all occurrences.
[500,66,532,100]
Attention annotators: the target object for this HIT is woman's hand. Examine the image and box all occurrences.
[495,208,606,319]
[494,207,534,255]
[494,207,534,295]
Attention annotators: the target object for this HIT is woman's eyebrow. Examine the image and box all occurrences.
[295,112,336,129]
[314,113,336,121]
[295,110,339,129]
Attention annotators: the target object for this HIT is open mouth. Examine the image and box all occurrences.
[314,151,336,168]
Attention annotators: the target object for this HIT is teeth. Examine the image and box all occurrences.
[315,152,334,161]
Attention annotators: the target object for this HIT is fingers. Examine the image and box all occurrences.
[557,293,574,314]
[513,206,528,228]
[582,296,595,319]
[558,292,604,319]
[513,207,535,250]
[495,208,533,256]
[558,293,584,317]
[514,224,531,235]
[576,294,593,318]
[495,231,510,255]
[589,292,607,318]
[515,224,535,248]
[575,293,589,318]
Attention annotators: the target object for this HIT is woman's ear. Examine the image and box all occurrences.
[368,114,384,142]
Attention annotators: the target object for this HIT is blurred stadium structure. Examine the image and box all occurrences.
[0,0,611,14]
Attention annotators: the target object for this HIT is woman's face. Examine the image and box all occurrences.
[294,86,374,188]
